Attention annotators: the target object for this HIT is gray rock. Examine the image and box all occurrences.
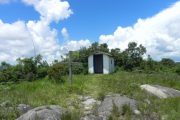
[97,94,137,120]
[82,98,97,111]
[16,105,65,120]
[80,96,101,116]
[80,114,103,120]
[133,109,141,115]
[141,84,180,98]
[17,104,32,115]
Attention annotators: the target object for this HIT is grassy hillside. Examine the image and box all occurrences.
[0,71,180,119]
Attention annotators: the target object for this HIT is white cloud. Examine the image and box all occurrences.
[0,20,32,63]
[0,19,61,63]
[0,0,91,63]
[61,27,69,40]
[1,0,180,63]
[99,1,180,61]
[22,0,73,23]
[61,39,91,53]
[0,0,73,63]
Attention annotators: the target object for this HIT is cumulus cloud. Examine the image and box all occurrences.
[0,0,91,63]
[60,39,91,53]
[61,27,69,40]
[1,0,180,63]
[0,19,61,63]
[0,0,73,63]
[22,0,73,23]
[99,1,180,61]
[0,20,32,63]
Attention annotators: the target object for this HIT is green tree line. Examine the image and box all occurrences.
[0,42,180,83]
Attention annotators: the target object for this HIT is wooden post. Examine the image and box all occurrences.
[68,51,72,86]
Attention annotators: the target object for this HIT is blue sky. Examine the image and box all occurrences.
[0,0,178,41]
[0,0,180,63]
[62,0,178,40]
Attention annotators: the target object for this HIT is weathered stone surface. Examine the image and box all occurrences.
[17,104,32,115]
[82,98,97,111]
[97,94,137,120]
[16,105,65,120]
[79,96,101,116]
[80,115,103,120]
[141,84,180,98]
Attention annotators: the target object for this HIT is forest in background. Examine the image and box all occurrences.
[0,42,180,83]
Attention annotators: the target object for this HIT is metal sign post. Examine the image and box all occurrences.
[68,51,72,86]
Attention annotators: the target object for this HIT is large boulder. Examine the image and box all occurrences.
[141,84,180,98]
[97,94,138,119]
[16,105,65,120]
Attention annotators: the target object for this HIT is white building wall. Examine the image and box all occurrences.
[109,57,115,73]
[112,58,115,72]
[88,55,94,74]
[103,54,110,74]
[109,57,112,73]
[88,54,115,74]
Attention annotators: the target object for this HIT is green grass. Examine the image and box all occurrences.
[0,71,180,119]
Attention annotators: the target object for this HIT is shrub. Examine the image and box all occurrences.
[48,63,68,83]
[0,69,19,83]
[25,72,36,81]
[0,71,6,82]
[72,63,84,74]
[175,67,180,75]
[161,58,175,67]
[37,67,48,78]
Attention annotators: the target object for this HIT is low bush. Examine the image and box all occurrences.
[48,63,68,83]
[72,63,84,74]
[37,67,48,78]
[175,67,180,75]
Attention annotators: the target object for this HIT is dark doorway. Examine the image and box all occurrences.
[93,54,103,73]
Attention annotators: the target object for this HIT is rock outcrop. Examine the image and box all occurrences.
[81,94,139,120]
[16,105,65,120]
[97,94,138,119]
[141,84,180,98]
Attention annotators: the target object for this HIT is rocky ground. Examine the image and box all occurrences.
[140,84,180,98]
[1,84,180,120]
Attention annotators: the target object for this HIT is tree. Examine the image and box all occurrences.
[99,43,109,53]
[123,42,146,70]
[1,61,11,70]
[161,58,175,67]
[110,48,123,66]
[15,54,49,81]
[89,42,99,53]
[88,42,109,53]
[34,54,43,66]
